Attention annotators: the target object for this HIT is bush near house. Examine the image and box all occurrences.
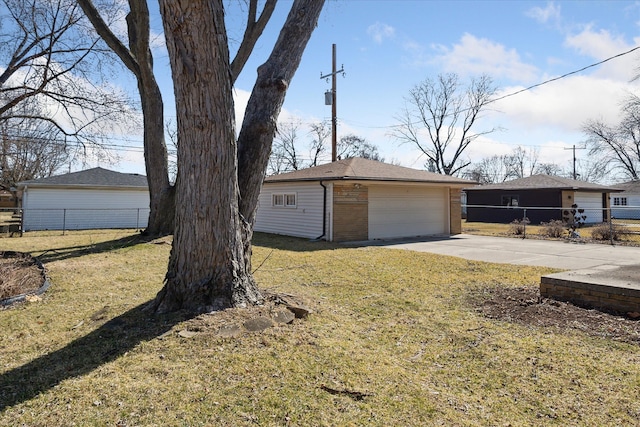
[540,219,566,238]
[507,218,529,235]
[590,222,626,241]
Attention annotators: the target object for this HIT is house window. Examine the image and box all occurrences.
[613,197,627,206]
[272,193,296,208]
[501,195,519,207]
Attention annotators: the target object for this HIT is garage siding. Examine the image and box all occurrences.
[22,188,150,231]
[368,186,447,239]
[574,192,603,223]
[254,182,325,239]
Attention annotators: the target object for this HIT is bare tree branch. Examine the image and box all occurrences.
[584,94,640,181]
[392,73,498,175]
[230,0,277,83]
[0,0,135,157]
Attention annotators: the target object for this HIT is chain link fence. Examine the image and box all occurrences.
[464,204,640,245]
[1,207,150,236]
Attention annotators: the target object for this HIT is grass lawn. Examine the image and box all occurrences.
[1,230,639,426]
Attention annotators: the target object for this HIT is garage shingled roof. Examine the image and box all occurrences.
[265,157,475,185]
[18,167,148,188]
[465,174,623,192]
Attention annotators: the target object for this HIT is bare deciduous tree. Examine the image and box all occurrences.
[0,111,69,188]
[148,0,325,313]
[465,154,511,184]
[467,146,563,184]
[268,120,382,173]
[393,73,498,175]
[79,0,175,234]
[308,121,330,167]
[505,146,539,179]
[535,162,563,177]
[0,0,133,154]
[268,120,303,174]
[583,94,640,180]
[570,159,609,183]
[338,134,383,161]
[79,0,278,235]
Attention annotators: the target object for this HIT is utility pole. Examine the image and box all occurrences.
[321,44,345,162]
[564,144,586,180]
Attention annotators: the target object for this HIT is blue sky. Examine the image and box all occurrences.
[114,1,640,181]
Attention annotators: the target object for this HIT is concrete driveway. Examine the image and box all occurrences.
[375,234,640,270]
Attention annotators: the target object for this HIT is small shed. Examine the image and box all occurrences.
[465,174,621,225]
[254,157,475,242]
[18,167,150,231]
[611,180,640,219]
[0,189,17,209]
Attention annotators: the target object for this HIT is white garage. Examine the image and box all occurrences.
[18,168,150,231]
[255,158,474,242]
[574,192,604,224]
[368,185,448,239]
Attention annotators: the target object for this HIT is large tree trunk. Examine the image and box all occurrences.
[78,0,175,235]
[237,0,325,273]
[151,0,261,313]
[138,78,175,235]
[124,0,174,235]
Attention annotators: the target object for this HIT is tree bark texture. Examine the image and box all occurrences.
[78,0,175,235]
[127,0,175,235]
[237,0,325,273]
[152,0,261,313]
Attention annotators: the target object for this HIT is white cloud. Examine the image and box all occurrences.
[367,22,395,44]
[565,26,630,59]
[431,34,539,83]
[526,1,561,25]
[564,27,638,81]
[493,75,630,132]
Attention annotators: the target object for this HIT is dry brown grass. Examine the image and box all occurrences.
[0,230,639,426]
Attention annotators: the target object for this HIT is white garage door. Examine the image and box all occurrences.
[574,192,603,223]
[368,186,447,239]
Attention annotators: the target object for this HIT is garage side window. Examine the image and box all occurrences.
[613,197,627,206]
[272,193,296,208]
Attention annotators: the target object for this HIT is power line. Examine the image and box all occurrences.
[488,45,640,105]
[340,45,640,131]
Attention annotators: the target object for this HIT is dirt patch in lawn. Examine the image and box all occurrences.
[473,286,640,345]
[0,252,47,303]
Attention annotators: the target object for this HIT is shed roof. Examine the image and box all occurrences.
[18,167,148,189]
[465,174,622,192]
[265,157,475,186]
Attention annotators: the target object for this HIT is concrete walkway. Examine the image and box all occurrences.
[375,234,640,270]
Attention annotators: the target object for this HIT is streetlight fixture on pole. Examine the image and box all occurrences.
[321,44,345,162]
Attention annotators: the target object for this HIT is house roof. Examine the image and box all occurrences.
[616,179,640,194]
[265,157,475,186]
[17,167,148,189]
[465,174,622,192]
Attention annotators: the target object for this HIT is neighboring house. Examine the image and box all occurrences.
[254,157,475,242]
[465,174,622,225]
[611,180,640,219]
[17,167,150,231]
